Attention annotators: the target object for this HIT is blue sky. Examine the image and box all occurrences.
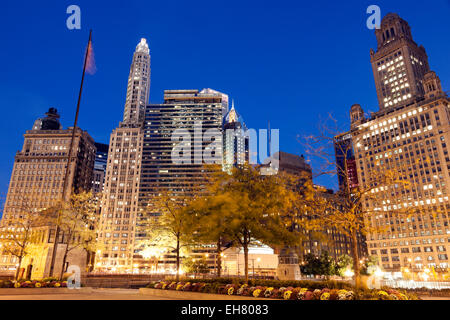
[0,0,449,197]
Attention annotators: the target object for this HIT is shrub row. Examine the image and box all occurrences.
[147,280,419,300]
[162,278,355,290]
[0,279,68,288]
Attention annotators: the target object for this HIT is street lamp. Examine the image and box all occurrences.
[374,266,384,278]
[249,257,261,279]
[257,257,261,278]
[344,268,354,278]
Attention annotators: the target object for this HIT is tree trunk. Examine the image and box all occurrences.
[243,243,249,284]
[15,255,23,281]
[59,231,72,281]
[351,230,361,288]
[176,236,180,282]
[89,251,95,272]
[59,246,69,281]
[216,238,222,278]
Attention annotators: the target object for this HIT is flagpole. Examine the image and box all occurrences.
[48,30,93,278]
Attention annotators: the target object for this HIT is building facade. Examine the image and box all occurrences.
[92,142,109,194]
[261,151,366,279]
[222,101,249,172]
[135,89,228,271]
[0,108,96,275]
[347,14,449,275]
[95,39,150,271]
[334,130,359,193]
[370,13,430,110]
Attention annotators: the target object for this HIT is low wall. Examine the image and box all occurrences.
[139,288,274,300]
[0,287,93,295]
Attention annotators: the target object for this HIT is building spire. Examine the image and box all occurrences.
[122,38,151,125]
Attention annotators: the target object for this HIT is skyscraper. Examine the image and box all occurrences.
[96,39,150,271]
[223,101,249,172]
[346,14,449,275]
[334,130,359,193]
[122,38,151,125]
[140,89,227,202]
[370,13,430,110]
[0,108,96,276]
[134,89,228,271]
[1,108,96,225]
[92,142,109,194]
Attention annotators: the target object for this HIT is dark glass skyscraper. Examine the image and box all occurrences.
[134,89,228,268]
[223,102,249,172]
[92,142,109,194]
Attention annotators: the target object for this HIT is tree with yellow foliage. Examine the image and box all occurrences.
[45,191,99,280]
[0,199,50,280]
[303,116,415,288]
[189,164,302,283]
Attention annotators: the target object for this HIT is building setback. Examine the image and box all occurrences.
[345,13,449,274]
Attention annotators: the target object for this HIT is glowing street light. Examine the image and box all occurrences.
[374,267,384,278]
[344,268,354,278]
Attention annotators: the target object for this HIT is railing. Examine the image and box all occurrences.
[381,279,450,290]
[0,273,14,281]
[83,273,165,289]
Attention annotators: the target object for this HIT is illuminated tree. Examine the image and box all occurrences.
[45,191,99,280]
[142,191,195,281]
[301,251,336,276]
[183,190,236,278]
[183,256,209,277]
[303,115,414,288]
[0,199,49,280]
[193,164,301,283]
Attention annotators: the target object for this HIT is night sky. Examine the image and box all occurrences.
[0,0,449,200]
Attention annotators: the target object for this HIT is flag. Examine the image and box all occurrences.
[85,32,96,75]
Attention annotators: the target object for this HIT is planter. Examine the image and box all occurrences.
[0,287,93,295]
[139,288,274,300]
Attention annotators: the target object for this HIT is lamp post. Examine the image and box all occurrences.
[256,257,261,278]
[249,257,261,279]
[252,259,255,279]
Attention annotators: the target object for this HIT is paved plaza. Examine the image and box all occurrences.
[0,288,448,300]
[0,288,180,300]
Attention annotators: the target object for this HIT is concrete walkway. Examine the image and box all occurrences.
[418,295,450,300]
[0,288,448,300]
[0,288,182,300]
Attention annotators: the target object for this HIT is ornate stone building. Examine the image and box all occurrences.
[345,13,449,274]
[0,108,96,276]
